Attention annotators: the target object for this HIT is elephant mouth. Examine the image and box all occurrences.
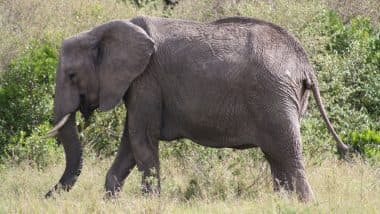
[79,94,97,121]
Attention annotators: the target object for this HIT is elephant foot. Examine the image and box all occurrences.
[105,173,123,198]
[265,154,314,202]
[271,179,314,202]
[44,182,71,199]
[141,174,161,196]
[141,183,161,196]
[298,190,314,203]
[292,168,315,202]
[103,190,121,201]
[45,188,57,199]
[272,172,314,202]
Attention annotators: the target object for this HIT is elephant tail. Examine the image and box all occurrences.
[305,76,349,157]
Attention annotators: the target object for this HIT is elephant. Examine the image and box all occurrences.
[45,15,349,202]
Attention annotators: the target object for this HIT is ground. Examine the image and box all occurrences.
[1,154,379,213]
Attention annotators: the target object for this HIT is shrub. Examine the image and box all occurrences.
[323,11,380,67]
[0,39,128,162]
[81,107,125,157]
[299,10,380,157]
[322,12,380,121]
[343,129,380,161]
[5,122,63,168]
[0,40,58,162]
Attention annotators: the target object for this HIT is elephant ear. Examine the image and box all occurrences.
[90,20,155,111]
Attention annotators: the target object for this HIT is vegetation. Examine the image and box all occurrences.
[343,129,380,161]
[0,0,379,212]
[0,41,59,166]
[0,156,379,213]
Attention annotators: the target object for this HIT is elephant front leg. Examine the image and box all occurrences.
[105,121,136,197]
[127,104,161,195]
[126,79,162,195]
[129,129,161,195]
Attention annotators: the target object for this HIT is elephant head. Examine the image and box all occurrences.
[45,20,155,197]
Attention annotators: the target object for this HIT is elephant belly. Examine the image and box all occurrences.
[159,101,259,148]
[157,58,264,148]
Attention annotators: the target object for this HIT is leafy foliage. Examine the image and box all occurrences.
[0,41,58,163]
[80,107,125,157]
[343,129,380,161]
[320,11,380,118]
[5,122,63,168]
[297,10,379,159]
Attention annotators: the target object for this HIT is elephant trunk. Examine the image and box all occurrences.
[45,113,83,198]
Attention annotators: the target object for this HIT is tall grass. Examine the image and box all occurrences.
[0,0,167,70]
[2,0,378,69]
[0,155,379,213]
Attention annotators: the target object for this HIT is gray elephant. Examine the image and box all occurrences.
[45,16,348,202]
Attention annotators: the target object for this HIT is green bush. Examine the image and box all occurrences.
[5,122,63,168]
[324,11,374,55]
[81,107,125,157]
[294,10,379,158]
[0,40,58,162]
[0,39,126,162]
[343,129,380,161]
[320,11,380,118]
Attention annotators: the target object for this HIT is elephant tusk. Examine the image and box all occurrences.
[45,114,71,138]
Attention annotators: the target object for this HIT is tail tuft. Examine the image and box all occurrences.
[337,141,350,159]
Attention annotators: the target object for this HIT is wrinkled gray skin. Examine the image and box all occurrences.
[47,16,349,202]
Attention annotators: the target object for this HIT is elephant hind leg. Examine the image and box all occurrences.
[259,115,314,202]
[264,153,313,202]
[264,154,290,192]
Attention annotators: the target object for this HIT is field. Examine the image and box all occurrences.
[1,155,379,213]
[0,0,379,213]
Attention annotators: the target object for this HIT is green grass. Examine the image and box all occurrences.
[0,155,379,213]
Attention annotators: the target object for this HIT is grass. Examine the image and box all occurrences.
[3,0,377,70]
[0,153,379,213]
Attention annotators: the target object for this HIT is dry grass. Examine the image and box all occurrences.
[0,0,166,70]
[0,155,379,213]
[1,0,378,68]
[327,0,380,25]
[0,0,332,71]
